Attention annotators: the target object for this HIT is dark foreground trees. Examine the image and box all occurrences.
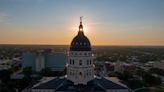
[0,70,16,92]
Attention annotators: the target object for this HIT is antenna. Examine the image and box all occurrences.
[80,16,83,22]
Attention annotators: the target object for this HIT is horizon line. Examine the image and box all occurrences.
[0,43,164,47]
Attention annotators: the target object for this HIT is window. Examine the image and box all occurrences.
[72,60,74,65]
[79,72,82,76]
[87,60,89,65]
[89,72,91,75]
[79,60,82,65]
[70,59,72,64]
[72,71,74,76]
[90,60,91,64]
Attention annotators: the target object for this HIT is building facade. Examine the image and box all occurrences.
[30,18,131,92]
[22,52,37,71]
[67,17,94,85]
[21,52,67,72]
[45,52,67,71]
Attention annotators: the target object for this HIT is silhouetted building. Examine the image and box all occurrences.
[30,18,130,92]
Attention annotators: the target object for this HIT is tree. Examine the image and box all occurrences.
[22,67,32,78]
[40,68,53,76]
[116,71,133,80]
[128,79,144,89]
[149,68,164,76]
[0,70,16,92]
[136,69,145,77]
[142,71,162,86]
[0,70,11,83]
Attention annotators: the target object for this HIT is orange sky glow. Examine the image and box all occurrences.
[0,0,164,46]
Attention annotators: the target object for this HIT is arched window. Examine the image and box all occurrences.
[70,59,72,64]
[79,60,82,65]
[79,72,82,76]
[72,60,74,65]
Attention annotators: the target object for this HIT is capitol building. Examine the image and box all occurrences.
[30,18,130,92]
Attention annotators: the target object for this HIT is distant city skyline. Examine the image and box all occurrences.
[0,0,164,46]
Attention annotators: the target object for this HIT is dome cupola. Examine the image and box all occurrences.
[70,17,91,51]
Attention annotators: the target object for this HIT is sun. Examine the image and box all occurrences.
[71,17,89,35]
[83,27,87,33]
[72,26,88,34]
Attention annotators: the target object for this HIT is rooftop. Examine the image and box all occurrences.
[32,76,128,91]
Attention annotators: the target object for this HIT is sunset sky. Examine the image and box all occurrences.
[0,0,164,46]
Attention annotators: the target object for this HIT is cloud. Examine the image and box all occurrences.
[0,12,8,23]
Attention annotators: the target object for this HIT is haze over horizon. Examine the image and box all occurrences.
[0,0,164,46]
